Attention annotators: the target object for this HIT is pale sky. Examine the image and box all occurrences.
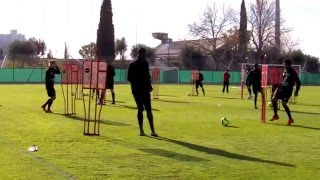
[0,0,319,59]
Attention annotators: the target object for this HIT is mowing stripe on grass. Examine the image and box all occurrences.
[0,135,75,180]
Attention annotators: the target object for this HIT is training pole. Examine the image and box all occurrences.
[261,60,268,123]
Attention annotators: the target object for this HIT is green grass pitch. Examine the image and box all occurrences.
[0,84,319,179]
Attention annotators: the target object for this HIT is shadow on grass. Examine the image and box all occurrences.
[104,100,126,104]
[279,110,320,116]
[158,94,178,97]
[207,96,241,100]
[268,123,320,130]
[150,136,294,167]
[296,103,320,108]
[225,125,239,128]
[53,113,131,126]
[139,148,208,162]
[154,99,193,104]
[105,104,160,111]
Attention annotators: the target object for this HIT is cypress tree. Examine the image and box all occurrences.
[239,0,248,60]
[96,0,115,61]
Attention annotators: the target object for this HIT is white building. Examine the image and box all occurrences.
[0,30,26,57]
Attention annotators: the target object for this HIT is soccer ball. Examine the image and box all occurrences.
[268,102,272,107]
[221,117,230,126]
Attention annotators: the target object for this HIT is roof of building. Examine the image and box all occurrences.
[154,38,228,57]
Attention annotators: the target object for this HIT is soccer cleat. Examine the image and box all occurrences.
[270,115,279,121]
[287,119,294,126]
[255,106,259,109]
[151,132,158,137]
[41,105,46,112]
[248,95,253,99]
[46,109,53,113]
[139,132,146,136]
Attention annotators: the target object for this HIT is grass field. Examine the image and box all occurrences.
[0,84,319,179]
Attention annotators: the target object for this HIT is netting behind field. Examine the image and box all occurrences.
[0,68,319,84]
[179,70,241,84]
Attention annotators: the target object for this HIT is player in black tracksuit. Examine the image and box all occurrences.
[196,70,205,96]
[270,59,301,125]
[247,64,262,109]
[41,61,61,113]
[107,64,116,104]
[99,64,116,104]
[128,48,158,137]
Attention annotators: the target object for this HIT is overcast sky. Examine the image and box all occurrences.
[0,0,319,59]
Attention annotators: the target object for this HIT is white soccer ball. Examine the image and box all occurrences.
[221,117,230,126]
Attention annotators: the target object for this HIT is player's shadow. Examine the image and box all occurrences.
[106,104,160,111]
[98,136,207,162]
[154,99,192,104]
[297,103,320,107]
[207,96,241,100]
[280,110,320,116]
[225,125,239,128]
[151,136,294,167]
[104,100,126,104]
[139,148,208,162]
[268,123,320,130]
[53,113,131,126]
[158,94,178,98]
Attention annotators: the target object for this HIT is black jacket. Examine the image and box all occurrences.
[247,68,261,86]
[45,66,61,85]
[127,57,152,94]
[107,64,115,84]
[281,66,301,93]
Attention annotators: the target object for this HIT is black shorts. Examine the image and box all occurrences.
[106,81,114,89]
[133,93,152,112]
[46,85,56,97]
[273,88,292,103]
[196,81,203,88]
[252,85,261,94]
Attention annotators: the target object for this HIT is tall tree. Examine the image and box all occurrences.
[115,37,127,61]
[249,0,276,63]
[8,40,37,67]
[28,38,46,57]
[180,46,206,70]
[188,3,237,70]
[131,44,155,64]
[239,0,248,60]
[96,0,115,62]
[79,42,96,59]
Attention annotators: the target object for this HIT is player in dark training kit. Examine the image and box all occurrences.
[99,64,116,105]
[270,59,301,125]
[247,64,262,109]
[128,48,158,137]
[196,69,205,96]
[41,61,61,113]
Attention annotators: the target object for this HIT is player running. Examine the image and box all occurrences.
[270,59,301,125]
